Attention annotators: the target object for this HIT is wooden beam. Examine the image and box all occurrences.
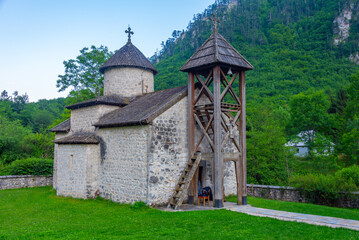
[201,152,241,162]
[194,114,215,151]
[188,72,195,204]
[194,167,199,205]
[194,71,213,105]
[220,113,241,152]
[193,114,214,153]
[220,72,238,101]
[196,74,214,102]
[220,70,241,105]
[235,159,243,205]
[213,65,223,208]
[239,71,247,205]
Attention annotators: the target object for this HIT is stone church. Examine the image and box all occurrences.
[51,26,252,207]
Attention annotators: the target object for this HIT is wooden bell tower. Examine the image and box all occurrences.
[180,16,253,208]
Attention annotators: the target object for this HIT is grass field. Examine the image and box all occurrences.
[227,196,359,221]
[0,187,358,239]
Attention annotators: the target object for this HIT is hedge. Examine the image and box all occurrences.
[0,158,53,176]
[290,165,359,205]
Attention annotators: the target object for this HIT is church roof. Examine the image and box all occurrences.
[99,42,158,75]
[180,32,253,72]
[66,95,136,110]
[94,85,188,128]
[50,118,71,133]
[53,133,100,144]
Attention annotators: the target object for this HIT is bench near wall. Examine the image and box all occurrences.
[0,175,53,190]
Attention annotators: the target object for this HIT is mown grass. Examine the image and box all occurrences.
[0,187,358,239]
[226,195,359,221]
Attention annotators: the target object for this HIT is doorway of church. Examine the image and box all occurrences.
[198,166,212,201]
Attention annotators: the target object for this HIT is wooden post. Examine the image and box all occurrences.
[239,71,247,205]
[213,65,223,208]
[188,72,195,204]
[235,160,243,205]
[194,167,199,204]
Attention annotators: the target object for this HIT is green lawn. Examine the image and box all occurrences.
[227,195,359,221]
[0,187,358,239]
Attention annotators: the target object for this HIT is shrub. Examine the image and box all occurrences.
[335,165,359,187]
[289,170,359,205]
[0,162,10,175]
[0,158,53,176]
[290,174,338,204]
[130,201,148,209]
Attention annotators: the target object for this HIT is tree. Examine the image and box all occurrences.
[247,102,294,185]
[336,72,359,165]
[345,72,359,120]
[0,114,31,164]
[1,90,9,100]
[287,90,333,156]
[56,45,112,99]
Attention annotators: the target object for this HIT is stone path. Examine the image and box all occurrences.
[158,202,359,231]
[224,202,359,231]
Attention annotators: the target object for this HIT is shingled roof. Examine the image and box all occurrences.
[66,95,136,110]
[180,32,253,72]
[50,118,70,133]
[94,85,188,128]
[99,42,158,75]
[53,133,100,144]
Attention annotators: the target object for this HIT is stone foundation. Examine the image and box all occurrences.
[0,175,53,190]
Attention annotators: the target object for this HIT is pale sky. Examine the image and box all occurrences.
[0,0,214,102]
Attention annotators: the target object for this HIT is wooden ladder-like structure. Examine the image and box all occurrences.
[167,152,201,210]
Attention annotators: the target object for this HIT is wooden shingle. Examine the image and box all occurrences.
[180,32,253,72]
[53,133,100,144]
[66,95,136,110]
[50,118,70,133]
[99,42,158,75]
[94,86,188,128]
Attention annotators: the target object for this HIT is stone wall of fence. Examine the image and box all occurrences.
[0,175,53,190]
[247,184,359,208]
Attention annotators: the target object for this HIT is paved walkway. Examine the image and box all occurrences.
[226,202,359,231]
[159,202,359,231]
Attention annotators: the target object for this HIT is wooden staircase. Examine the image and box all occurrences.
[167,152,201,210]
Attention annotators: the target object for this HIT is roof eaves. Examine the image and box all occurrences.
[180,34,214,72]
[50,118,71,133]
[140,86,188,124]
[53,133,100,145]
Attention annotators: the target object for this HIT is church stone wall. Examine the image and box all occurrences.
[147,98,189,205]
[53,132,69,189]
[56,144,100,199]
[146,96,238,205]
[104,67,154,97]
[98,126,149,203]
[71,105,119,132]
[224,161,237,195]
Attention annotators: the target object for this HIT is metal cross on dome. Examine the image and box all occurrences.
[125,26,134,43]
[210,13,220,33]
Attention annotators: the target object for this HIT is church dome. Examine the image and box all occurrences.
[99,41,158,75]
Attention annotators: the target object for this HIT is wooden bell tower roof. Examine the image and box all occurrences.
[180,32,253,73]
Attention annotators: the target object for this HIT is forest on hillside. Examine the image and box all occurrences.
[151,0,359,186]
[0,0,358,200]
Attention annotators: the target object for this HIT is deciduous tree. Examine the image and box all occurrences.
[57,45,112,99]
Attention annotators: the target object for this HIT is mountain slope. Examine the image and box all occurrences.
[152,0,359,104]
